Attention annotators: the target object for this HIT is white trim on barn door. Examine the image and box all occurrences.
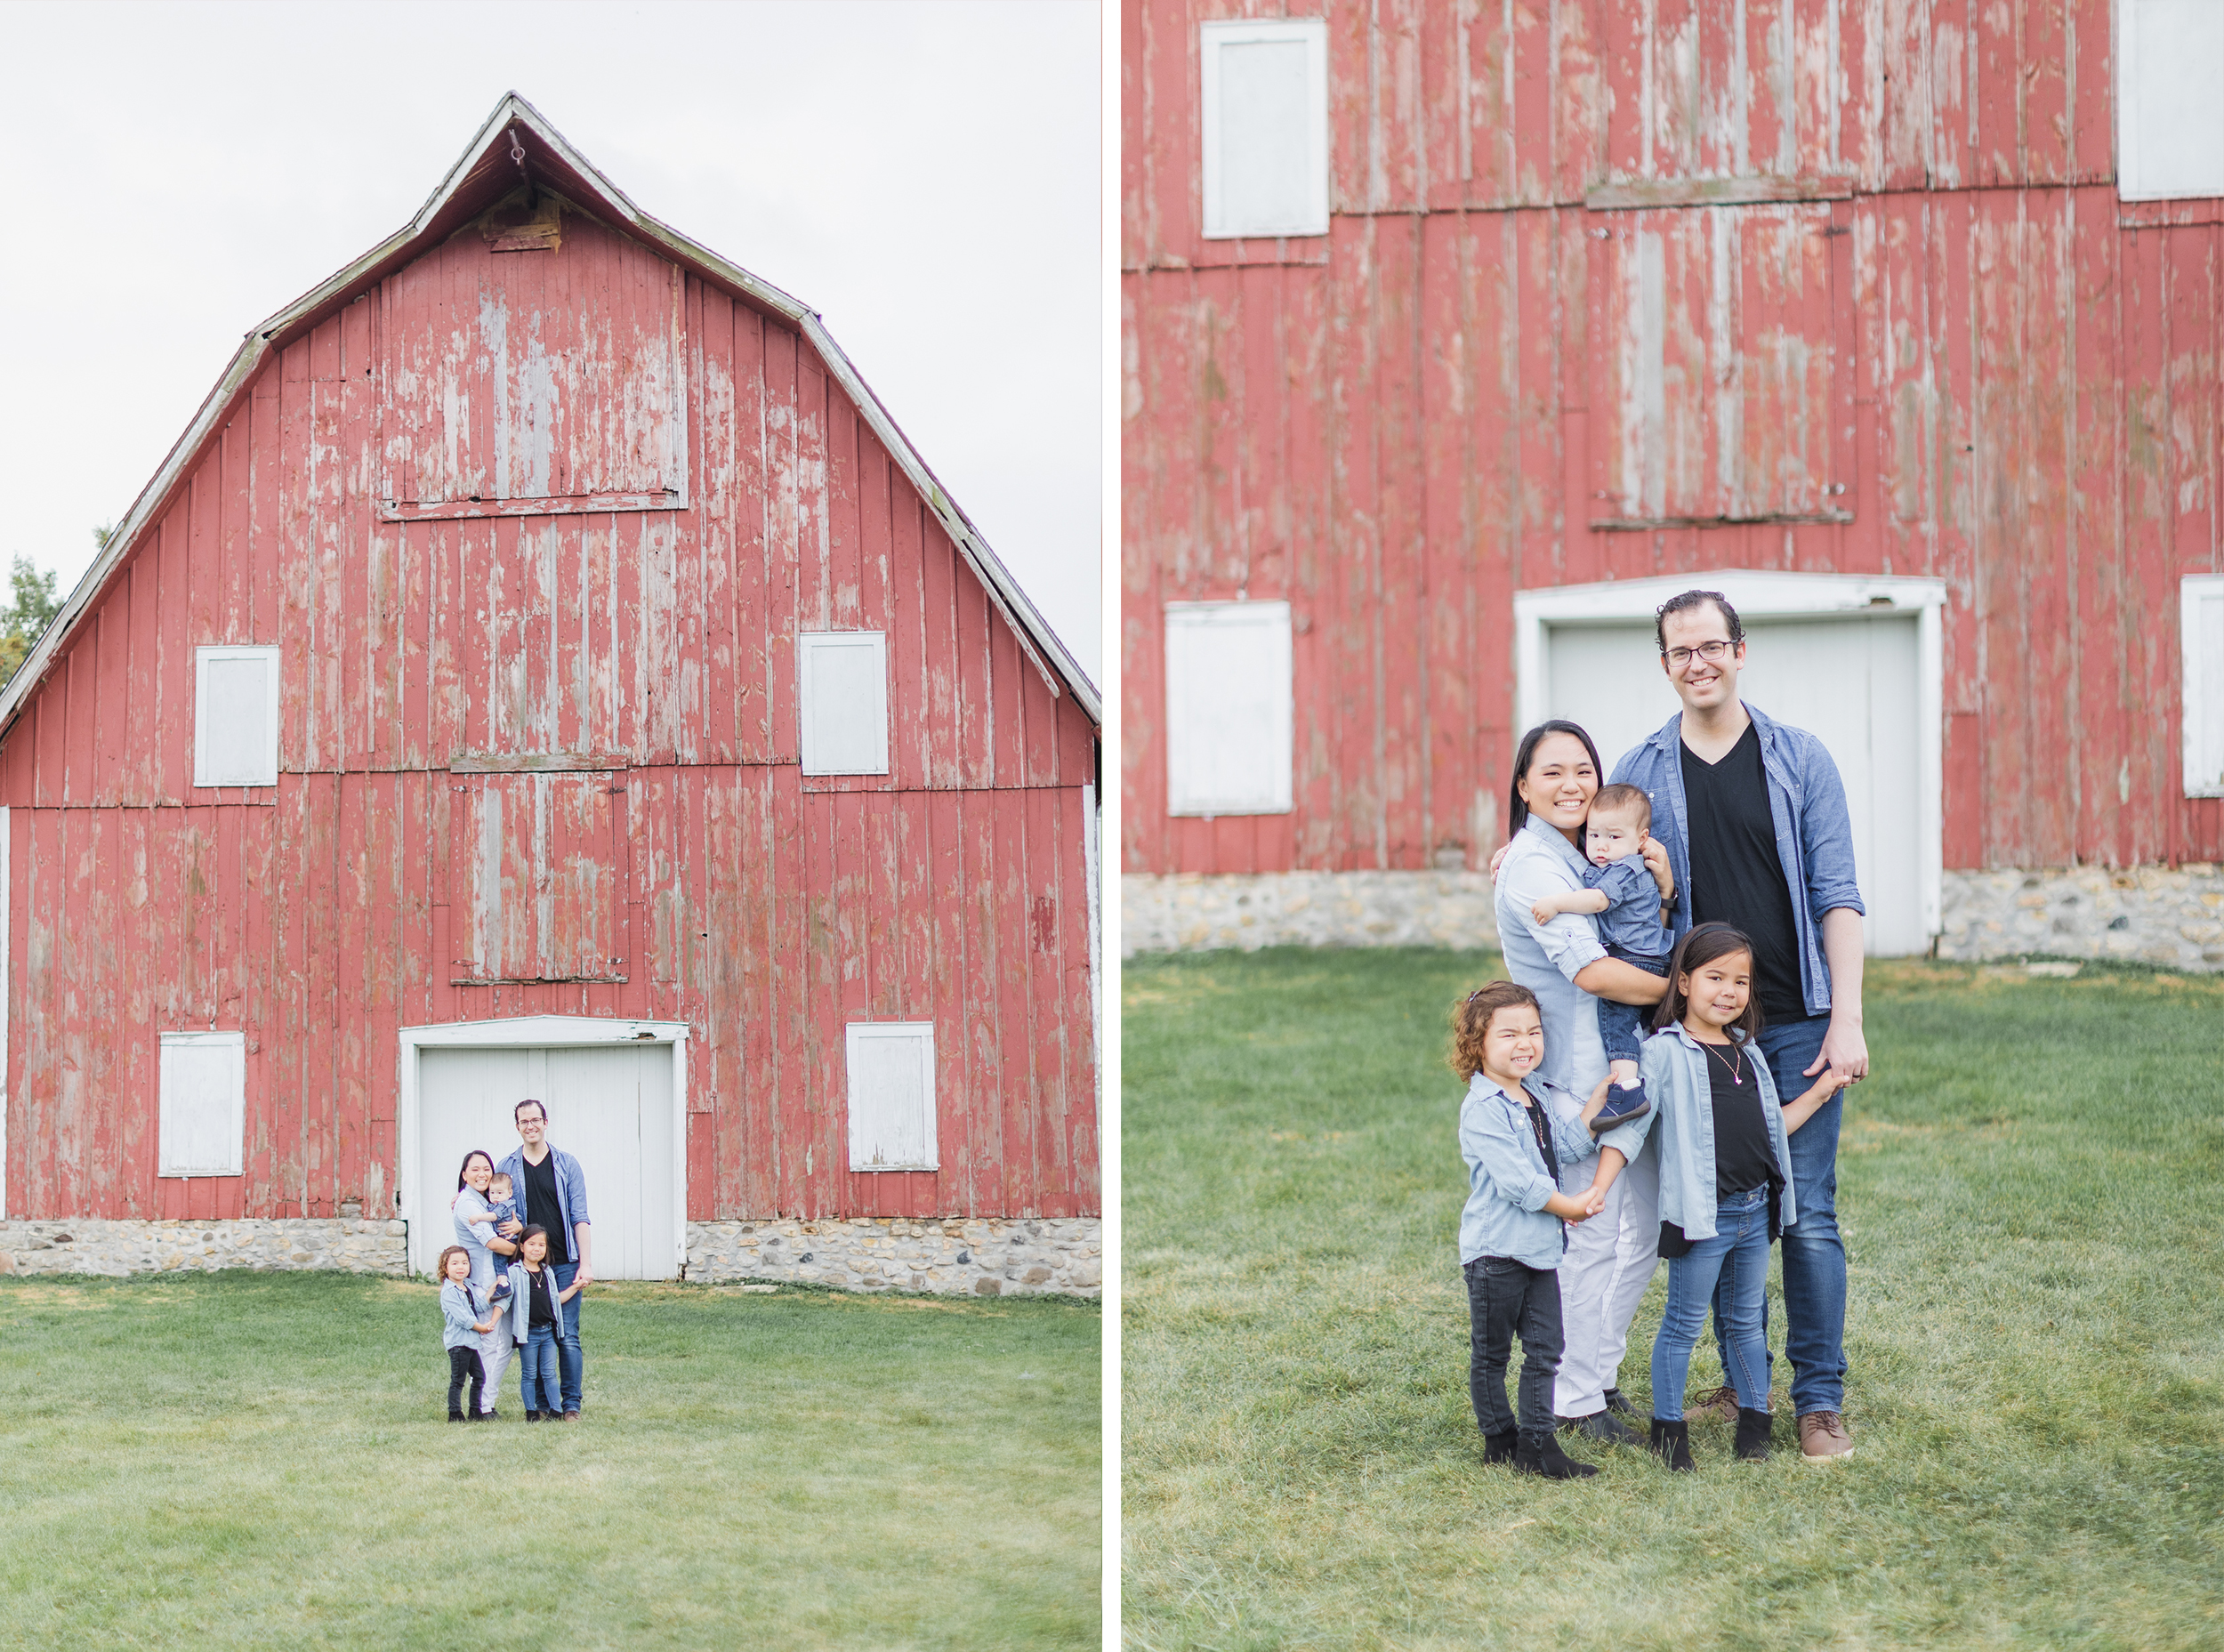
[1512,570,1948,941]
[396,1015,689,1277]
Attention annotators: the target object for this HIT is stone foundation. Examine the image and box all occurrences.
[1122,871,1499,955]
[1938,863,2224,969]
[1125,865,2224,971]
[0,1218,408,1277]
[0,1214,1104,1297]
[684,1218,1101,1297]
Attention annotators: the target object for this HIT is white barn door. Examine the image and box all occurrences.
[414,1043,677,1278]
[1542,614,1926,956]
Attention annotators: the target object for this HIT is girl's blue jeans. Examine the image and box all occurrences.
[519,1324,564,1414]
[1651,1184,1773,1421]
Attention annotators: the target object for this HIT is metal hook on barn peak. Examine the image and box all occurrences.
[508,125,537,209]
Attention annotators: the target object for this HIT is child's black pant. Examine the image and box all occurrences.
[1463,1255,1563,1445]
[447,1345,486,1417]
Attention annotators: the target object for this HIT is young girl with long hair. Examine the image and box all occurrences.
[1636,923,1852,1469]
[436,1245,497,1422]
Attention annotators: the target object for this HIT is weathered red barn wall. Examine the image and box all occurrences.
[1123,0,2224,876]
[6,210,1098,1223]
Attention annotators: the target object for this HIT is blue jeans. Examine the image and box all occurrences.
[552,1261,584,1412]
[1654,1186,1773,1419]
[1711,1014,1849,1414]
[519,1324,563,1413]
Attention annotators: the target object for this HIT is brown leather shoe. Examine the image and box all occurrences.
[1797,1410,1854,1463]
[1690,1385,1742,1424]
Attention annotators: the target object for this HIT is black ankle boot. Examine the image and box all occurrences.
[1482,1429,1518,1465]
[1514,1434,1599,1479]
[1648,1417,1695,1472]
[1735,1407,1772,1461]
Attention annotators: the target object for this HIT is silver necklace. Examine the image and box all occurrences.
[1703,1038,1745,1086]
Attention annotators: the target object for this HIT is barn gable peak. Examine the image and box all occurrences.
[4,93,1097,737]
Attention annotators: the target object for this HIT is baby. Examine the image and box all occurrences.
[1528,783,1673,1131]
[485,1172,521,1302]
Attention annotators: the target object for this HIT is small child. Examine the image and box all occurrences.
[1627,923,1853,1471]
[485,1172,520,1237]
[1450,980,1616,1480]
[1527,783,1673,1132]
[512,1224,586,1422]
[437,1245,497,1422]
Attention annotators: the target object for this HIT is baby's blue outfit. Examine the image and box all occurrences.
[1583,855,1670,1065]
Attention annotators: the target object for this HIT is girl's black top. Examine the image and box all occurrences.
[1658,1036,1781,1259]
[526,1265,558,1328]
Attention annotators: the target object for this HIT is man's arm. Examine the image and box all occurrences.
[1810,907,1868,1079]
[571,1222,592,1287]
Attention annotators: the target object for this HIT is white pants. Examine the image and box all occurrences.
[1553,1140,1661,1417]
[478,1326,515,1412]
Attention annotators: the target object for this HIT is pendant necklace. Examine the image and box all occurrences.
[1704,1039,1745,1085]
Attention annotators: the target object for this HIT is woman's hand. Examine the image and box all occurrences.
[497,1217,523,1237]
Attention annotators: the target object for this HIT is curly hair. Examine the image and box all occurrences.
[1447,979,1543,1082]
[434,1245,474,1282]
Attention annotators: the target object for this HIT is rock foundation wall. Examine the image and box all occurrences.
[0,1215,1104,1297]
[1937,864,2224,968]
[1126,866,2224,971]
[684,1218,1101,1296]
[0,1218,408,1277]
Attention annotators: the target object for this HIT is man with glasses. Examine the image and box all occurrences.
[1608,589,1868,1463]
[495,1099,593,1420]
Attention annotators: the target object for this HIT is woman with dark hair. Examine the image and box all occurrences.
[1490,721,1672,1442]
[450,1148,520,1418]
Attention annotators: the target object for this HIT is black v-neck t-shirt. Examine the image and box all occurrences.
[521,1152,570,1265]
[1680,722,1807,1024]
[1705,1042,1776,1197]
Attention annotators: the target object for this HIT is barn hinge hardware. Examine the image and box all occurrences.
[509,125,537,209]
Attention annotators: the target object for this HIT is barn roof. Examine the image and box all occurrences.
[2,93,1098,735]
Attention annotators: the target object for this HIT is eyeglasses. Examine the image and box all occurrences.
[1663,639,1738,669]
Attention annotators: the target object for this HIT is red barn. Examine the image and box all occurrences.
[0,96,1102,1293]
[1123,0,2224,968]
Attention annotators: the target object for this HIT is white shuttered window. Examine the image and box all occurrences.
[159,1031,246,1177]
[799,633,890,776]
[846,1022,937,1171]
[1165,600,1294,816]
[2184,576,2224,798]
[2118,0,2224,200]
[1201,19,1330,239]
[195,646,280,787]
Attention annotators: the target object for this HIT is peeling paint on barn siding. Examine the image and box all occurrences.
[2,105,1100,1225]
[1124,0,2222,880]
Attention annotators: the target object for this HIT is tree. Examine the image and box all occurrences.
[0,540,71,690]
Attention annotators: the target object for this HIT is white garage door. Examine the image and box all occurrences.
[1543,614,1924,956]
[413,1043,678,1278]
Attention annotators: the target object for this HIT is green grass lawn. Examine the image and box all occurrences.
[0,1275,1099,1650]
[1123,949,2224,1652]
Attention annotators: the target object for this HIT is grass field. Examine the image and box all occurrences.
[0,1274,1099,1650]
[1123,949,2224,1651]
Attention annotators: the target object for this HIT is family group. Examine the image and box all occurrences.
[1456,589,1870,1478]
[435,1099,594,1422]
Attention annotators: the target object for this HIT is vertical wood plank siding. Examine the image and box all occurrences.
[1124,0,2224,876]
[4,214,1097,1222]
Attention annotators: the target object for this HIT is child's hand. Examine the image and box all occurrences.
[1579,1076,1613,1125]
[1577,1186,1607,1220]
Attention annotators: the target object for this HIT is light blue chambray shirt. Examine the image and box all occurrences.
[1456,1073,1600,1269]
[1613,1025,1801,1241]
[1608,703,1866,1019]
[1492,815,1653,1190]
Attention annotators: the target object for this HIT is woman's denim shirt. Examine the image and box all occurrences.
[1458,1074,1600,1269]
[1608,703,1865,1019]
[1620,1027,1800,1241]
[453,1189,502,1287]
[439,1280,490,1350]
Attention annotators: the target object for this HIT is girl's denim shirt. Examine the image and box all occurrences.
[1622,1026,1801,1241]
[439,1279,490,1350]
[1457,1073,1600,1269]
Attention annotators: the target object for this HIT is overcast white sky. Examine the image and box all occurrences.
[0,0,1103,683]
